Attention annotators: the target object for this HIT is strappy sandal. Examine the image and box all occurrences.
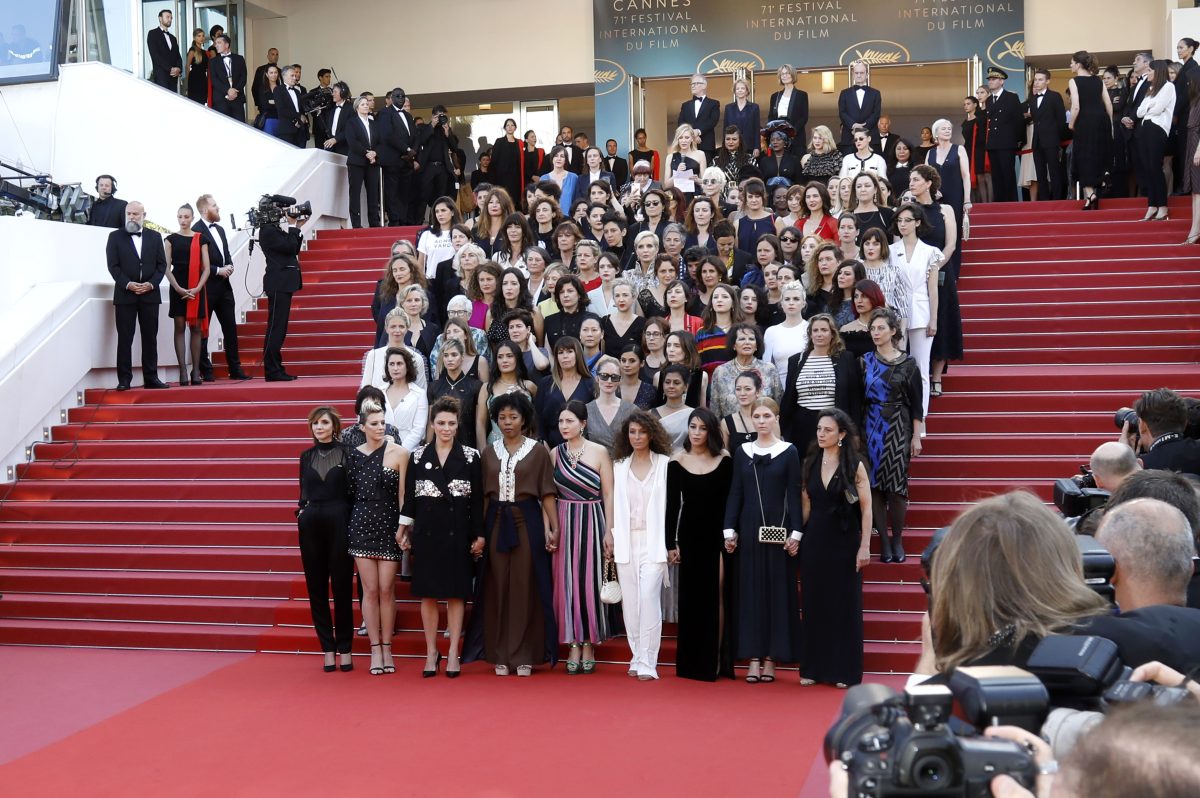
[930,380,943,397]
[369,643,385,676]
[566,643,581,675]
[381,642,396,674]
[745,658,762,683]
[761,659,777,683]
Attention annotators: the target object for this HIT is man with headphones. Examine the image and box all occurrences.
[89,175,127,229]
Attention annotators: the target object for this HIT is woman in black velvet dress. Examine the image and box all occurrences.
[296,406,355,672]
[799,408,872,687]
[667,408,735,681]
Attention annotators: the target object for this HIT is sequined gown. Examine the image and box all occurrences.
[553,446,610,644]
[347,445,402,561]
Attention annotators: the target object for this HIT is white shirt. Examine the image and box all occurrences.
[694,96,705,116]
[330,103,343,135]
[1137,81,1176,134]
[359,116,371,143]
[855,87,866,106]
[396,108,410,135]
[206,219,230,263]
[385,387,430,451]
[287,86,300,112]
[763,323,808,373]
[777,90,791,117]
[1035,92,1045,108]
[416,229,454,279]
[161,29,172,49]
[360,345,428,391]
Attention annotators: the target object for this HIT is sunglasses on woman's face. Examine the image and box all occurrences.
[780,236,797,243]
[597,372,621,382]
[644,200,662,208]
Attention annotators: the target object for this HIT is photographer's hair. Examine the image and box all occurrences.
[1088,441,1140,487]
[429,395,461,423]
[801,408,863,491]
[684,407,725,456]
[1103,468,1200,549]
[1134,387,1188,437]
[307,405,343,443]
[382,346,418,385]
[1097,498,1195,603]
[930,491,1108,673]
[612,410,674,461]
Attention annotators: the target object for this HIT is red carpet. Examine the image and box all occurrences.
[0,653,851,797]
[1,198,1198,676]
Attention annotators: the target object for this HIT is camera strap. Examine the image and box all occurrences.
[1149,432,1181,451]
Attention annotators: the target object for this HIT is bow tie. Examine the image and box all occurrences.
[129,231,142,237]
[1037,92,1045,97]
[693,96,704,101]
[751,453,773,466]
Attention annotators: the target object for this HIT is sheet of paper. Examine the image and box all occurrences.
[672,168,695,193]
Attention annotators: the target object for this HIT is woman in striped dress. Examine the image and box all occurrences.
[552,401,614,674]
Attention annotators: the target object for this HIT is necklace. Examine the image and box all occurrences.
[564,441,586,468]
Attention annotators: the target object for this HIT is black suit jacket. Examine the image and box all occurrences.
[985,89,1026,150]
[209,52,248,105]
[679,96,721,151]
[340,115,379,167]
[146,28,181,82]
[274,84,306,131]
[837,86,882,147]
[192,219,231,275]
[564,144,586,174]
[1126,75,1151,135]
[260,224,303,294]
[877,132,900,167]
[89,197,128,229]
[106,229,167,305]
[1026,89,1069,149]
[377,106,418,167]
[603,155,629,186]
[727,247,754,286]
[780,349,863,442]
[768,89,810,149]
[321,101,352,155]
[1087,605,1200,672]
[1139,437,1200,475]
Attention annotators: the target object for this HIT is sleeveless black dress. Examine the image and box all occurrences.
[1071,75,1113,187]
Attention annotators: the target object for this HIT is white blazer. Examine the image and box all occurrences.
[888,238,941,329]
[610,452,669,566]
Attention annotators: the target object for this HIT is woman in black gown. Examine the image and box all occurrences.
[490,118,523,203]
[163,204,210,386]
[723,397,803,683]
[296,406,355,672]
[399,397,484,678]
[1104,65,1131,198]
[185,28,208,104]
[799,408,872,687]
[1068,51,1113,210]
[667,408,735,681]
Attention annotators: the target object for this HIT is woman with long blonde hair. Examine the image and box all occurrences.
[664,124,707,202]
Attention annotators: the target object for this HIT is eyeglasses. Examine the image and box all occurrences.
[701,178,719,184]
[643,330,663,338]
[644,200,662,207]
[780,236,797,243]
[448,309,469,316]
[597,372,621,382]
[896,217,916,224]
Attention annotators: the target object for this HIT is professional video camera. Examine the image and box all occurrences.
[1053,468,1110,519]
[302,85,333,117]
[243,194,312,229]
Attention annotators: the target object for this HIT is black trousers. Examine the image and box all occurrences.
[150,71,177,91]
[214,98,246,123]
[989,148,1018,202]
[114,302,160,386]
[382,163,414,226]
[1033,144,1066,200]
[1137,123,1169,206]
[199,276,241,378]
[420,165,452,209]
[263,290,293,378]
[348,164,382,228]
[298,501,355,654]
[275,121,307,148]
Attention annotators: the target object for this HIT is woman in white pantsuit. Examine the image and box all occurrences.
[888,203,941,422]
[605,410,673,681]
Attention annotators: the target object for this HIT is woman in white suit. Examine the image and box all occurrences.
[604,409,673,680]
[888,204,941,419]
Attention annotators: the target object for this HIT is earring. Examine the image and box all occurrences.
[838,439,843,447]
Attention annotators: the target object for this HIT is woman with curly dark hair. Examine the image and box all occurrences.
[607,409,674,680]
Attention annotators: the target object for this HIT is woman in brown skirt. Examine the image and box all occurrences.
[466,392,559,676]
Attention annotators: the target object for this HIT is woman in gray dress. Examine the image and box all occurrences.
[585,355,636,452]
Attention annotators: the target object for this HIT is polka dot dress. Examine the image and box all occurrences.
[348,446,403,561]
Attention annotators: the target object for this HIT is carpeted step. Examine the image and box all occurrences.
[68,402,356,424]
[3,479,297,502]
[0,617,267,650]
[0,593,287,626]
[964,315,1197,334]
[0,544,301,572]
[0,568,304,599]
[0,521,296,547]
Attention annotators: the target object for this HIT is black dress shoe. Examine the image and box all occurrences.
[116,383,131,392]
[280,373,299,381]
[143,379,170,389]
[264,373,297,382]
[200,371,215,382]
[229,371,252,380]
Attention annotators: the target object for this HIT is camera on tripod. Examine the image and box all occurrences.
[244,194,312,229]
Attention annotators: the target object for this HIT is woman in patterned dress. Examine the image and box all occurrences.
[347,398,410,676]
[860,309,924,565]
[552,400,615,674]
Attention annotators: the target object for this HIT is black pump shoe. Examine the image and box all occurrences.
[423,651,442,678]
[890,533,907,563]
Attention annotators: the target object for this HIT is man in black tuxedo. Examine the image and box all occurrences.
[378,87,418,226]
[259,212,304,381]
[272,65,309,147]
[603,139,630,186]
[837,61,883,153]
[679,74,721,158]
[319,81,352,156]
[209,35,247,122]
[1088,499,1200,672]
[251,48,279,112]
[876,115,899,168]
[558,125,584,174]
[984,67,1026,202]
[193,194,249,381]
[1121,53,1153,198]
[146,9,181,92]
[1025,68,1069,201]
[105,202,168,390]
[89,174,127,229]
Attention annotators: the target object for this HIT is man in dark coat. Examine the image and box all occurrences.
[105,201,168,390]
[259,212,304,381]
[984,67,1026,202]
[1025,68,1070,200]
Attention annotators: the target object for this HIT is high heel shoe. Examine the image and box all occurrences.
[339,653,354,672]
[1084,194,1098,211]
[381,642,396,674]
[323,652,336,673]
[1152,211,1170,222]
[423,651,442,678]
[369,643,385,676]
[1182,234,1200,245]
[1140,209,1157,222]
[566,643,581,675]
[446,654,461,679]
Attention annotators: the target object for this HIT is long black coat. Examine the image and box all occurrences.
[401,443,484,599]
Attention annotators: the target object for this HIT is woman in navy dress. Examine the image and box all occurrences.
[723,397,803,683]
[725,78,762,158]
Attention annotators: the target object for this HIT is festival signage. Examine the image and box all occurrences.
[594,0,1025,148]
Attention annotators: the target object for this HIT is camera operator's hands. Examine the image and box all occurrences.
[983,727,1054,798]
[827,761,849,798]
[1131,661,1200,702]
[1119,418,1139,450]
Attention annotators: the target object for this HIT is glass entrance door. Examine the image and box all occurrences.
[194,0,241,54]
[517,101,559,157]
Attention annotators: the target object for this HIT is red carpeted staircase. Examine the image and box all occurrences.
[2,197,1198,672]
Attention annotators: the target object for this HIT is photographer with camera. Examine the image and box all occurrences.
[418,105,458,218]
[1065,441,1140,534]
[1121,388,1200,474]
[260,204,305,381]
